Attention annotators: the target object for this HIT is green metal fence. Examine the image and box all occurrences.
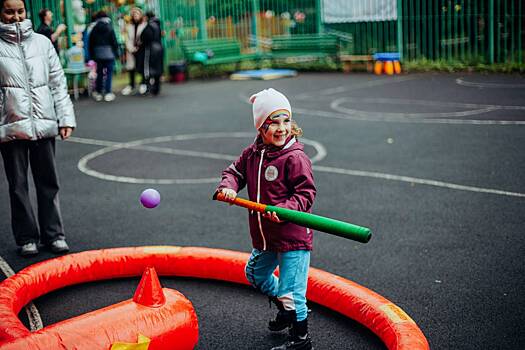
[157,0,523,64]
[25,0,65,42]
[159,0,320,62]
[397,0,523,63]
[25,0,524,65]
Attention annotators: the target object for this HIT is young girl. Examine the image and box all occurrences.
[0,0,76,256]
[217,88,315,350]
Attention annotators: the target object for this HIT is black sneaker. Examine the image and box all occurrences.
[19,242,38,256]
[268,297,294,332]
[271,318,312,350]
[270,334,312,350]
[49,239,69,254]
[269,310,295,332]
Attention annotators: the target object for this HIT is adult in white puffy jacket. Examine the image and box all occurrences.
[0,0,76,256]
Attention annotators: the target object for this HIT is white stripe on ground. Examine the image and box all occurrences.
[313,165,525,198]
[74,133,325,184]
[240,81,525,125]
[456,78,525,89]
[294,75,419,100]
[0,256,43,331]
[327,97,525,124]
[295,107,525,125]
[68,136,524,198]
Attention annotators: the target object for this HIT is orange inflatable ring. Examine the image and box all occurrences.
[0,246,429,349]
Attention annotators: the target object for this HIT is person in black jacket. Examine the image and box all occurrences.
[88,11,119,102]
[36,8,65,54]
[137,11,164,96]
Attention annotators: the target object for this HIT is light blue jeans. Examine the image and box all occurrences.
[245,249,310,321]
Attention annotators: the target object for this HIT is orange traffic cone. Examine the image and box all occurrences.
[384,61,394,75]
[133,266,166,307]
[394,60,402,74]
[374,61,383,75]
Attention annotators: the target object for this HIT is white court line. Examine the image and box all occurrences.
[456,78,525,89]
[313,165,525,198]
[239,81,525,125]
[238,76,418,104]
[327,97,525,124]
[68,136,524,198]
[294,75,419,100]
[0,256,43,331]
[74,133,326,184]
[295,107,525,125]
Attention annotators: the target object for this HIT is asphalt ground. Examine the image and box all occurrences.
[1,72,524,349]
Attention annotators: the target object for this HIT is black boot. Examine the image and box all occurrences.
[270,319,312,350]
[268,296,295,332]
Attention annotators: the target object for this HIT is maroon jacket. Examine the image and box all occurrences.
[218,136,316,252]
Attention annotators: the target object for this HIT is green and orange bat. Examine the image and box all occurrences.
[214,193,371,243]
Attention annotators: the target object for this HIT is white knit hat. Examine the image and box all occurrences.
[249,88,292,130]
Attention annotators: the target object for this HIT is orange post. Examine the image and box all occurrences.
[393,61,402,74]
[384,61,394,75]
[374,61,383,75]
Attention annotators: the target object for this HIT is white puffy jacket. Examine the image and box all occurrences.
[0,19,75,143]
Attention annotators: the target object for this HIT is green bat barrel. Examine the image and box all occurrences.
[266,205,372,243]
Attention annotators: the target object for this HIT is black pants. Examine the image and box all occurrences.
[128,69,146,89]
[148,75,161,95]
[0,138,65,246]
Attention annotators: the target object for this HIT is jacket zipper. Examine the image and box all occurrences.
[256,148,266,250]
[16,23,35,138]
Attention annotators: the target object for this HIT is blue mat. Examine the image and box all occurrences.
[230,69,297,80]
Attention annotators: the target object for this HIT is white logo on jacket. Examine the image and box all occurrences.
[264,166,278,181]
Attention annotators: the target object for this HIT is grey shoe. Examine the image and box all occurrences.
[138,84,148,95]
[49,239,69,254]
[104,92,116,102]
[19,242,39,256]
[92,91,103,102]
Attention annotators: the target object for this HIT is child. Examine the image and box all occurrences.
[0,0,76,256]
[216,88,316,350]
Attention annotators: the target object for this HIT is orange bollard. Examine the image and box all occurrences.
[393,60,402,74]
[374,61,383,75]
[384,61,394,75]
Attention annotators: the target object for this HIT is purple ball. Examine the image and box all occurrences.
[140,189,161,209]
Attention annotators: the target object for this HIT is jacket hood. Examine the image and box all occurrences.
[97,17,111,24]
[0,19,33,43]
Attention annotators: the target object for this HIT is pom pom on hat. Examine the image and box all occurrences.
[249,88,292,130]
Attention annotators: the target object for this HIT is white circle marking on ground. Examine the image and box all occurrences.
[293,75,419,100]
[313,165,525,198]
[296,107,525,125]
[331,96,499,119]
[70,136,525,198]
[75,133,326,185]
[456,78,525,89]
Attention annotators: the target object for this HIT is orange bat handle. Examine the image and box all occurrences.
[214,192,267,213]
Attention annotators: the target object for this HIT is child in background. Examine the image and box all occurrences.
[216,88,316,350]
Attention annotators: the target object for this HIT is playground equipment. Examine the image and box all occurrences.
[0,246,429,350]
[373,53,402,75]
